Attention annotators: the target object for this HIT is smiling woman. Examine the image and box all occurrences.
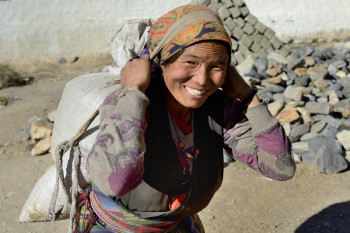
[75,4,296,233]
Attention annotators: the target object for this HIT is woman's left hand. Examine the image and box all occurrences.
[223,66,260,108]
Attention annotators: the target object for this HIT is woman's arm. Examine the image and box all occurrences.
[87,89,149,196]
[88,55,153,196]
[223,66,295,181]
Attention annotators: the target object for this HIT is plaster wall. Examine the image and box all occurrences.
[244,0,350,41]
[1,0,350,63]
[0,0,191,63]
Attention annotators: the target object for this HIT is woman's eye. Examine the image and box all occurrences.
[186,61,196,65]
[213,65,224,70]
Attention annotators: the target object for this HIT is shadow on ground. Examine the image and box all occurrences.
[295,201,350,233]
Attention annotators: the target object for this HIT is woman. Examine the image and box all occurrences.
[75,4,295,232]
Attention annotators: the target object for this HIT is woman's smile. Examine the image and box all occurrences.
[184,86,206,96]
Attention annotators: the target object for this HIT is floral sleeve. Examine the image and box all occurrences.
[87,89,149,196]
[223,97,295,181]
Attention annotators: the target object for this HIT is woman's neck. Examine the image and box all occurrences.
[166,93,191,124]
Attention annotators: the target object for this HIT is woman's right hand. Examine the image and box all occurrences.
[120,54,152,93]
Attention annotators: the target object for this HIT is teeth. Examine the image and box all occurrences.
[185,87,205,96]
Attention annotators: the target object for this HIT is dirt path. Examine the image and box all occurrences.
[0,53,349,233]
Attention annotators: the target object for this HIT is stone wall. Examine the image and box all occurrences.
[193,0,286,65]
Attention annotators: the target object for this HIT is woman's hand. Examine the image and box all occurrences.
[223,66,260,108]
[120,54,152,93]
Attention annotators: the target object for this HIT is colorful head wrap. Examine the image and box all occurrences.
[147,4,232,64]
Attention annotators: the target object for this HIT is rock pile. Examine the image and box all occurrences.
[237,39,350,174]
[22,112,56,156]
[192,0,287,65]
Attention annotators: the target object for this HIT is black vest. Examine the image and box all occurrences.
[120,76,224,221]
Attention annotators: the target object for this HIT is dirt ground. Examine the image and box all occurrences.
[0,51,349,233]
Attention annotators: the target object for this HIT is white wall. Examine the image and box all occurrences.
[1,0,350,64]
[244,0,350,41]
[0,0,191,64]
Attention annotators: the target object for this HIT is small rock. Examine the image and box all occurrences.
[48,109,57,122]
[58,57,67,64]
[300,132,321,141]
[292,153,302,163]
[310,120,326,133]
[287,101,305,108]
[331,59,347,69]
[324,83,342,93]
[20,128,31,140]
[296,107,314,124]
[289,124,311,142]
[286,69,297,80]
[267,52,288,64]
[283,85,303,101]
[336,130,350,151]
[30,120,54,140]
[323,115,342,130]
[31,136,51,156]
[292,141,309,153]
[340,118,350,129]
[207,215,215,220]
[263,82,285,93]
[261,76,282,85]
[335,70,346,79]
[257,90,274,102]
[320,125,338,139]
[281,122,291,136]
[294,68,308,77]
[273,93,292,104]
[333,99,350,118]
[304,94,316,102]
[342,84,350,99]
[300,151,317,164]
[280,72,289,81]
[317,97,328,103]
[309,136,347,174]
[313,114,326,122]
[308,67,328,80]
[236,55,255,76]
[294,76,310,86]
[327,64,338,75]
[288,58,304,70]
[276,105,300,123]
[304,57,315,67]
[27,116,49,125]
[304,102,331,115]
[266,66,282,77]
[327,90,339,105]
[70,56,79,63]
[254,58,268,73]
[268,100,284,116]
[314,79,330,90]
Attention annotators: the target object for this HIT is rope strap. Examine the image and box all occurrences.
[47,110,99,231]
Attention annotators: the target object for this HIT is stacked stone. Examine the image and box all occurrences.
[192,0,286,65]
[236,38,350,174]
[21,110,56,156]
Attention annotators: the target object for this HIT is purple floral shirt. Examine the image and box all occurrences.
[87,89,295,197]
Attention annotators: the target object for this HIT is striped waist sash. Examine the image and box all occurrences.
[90,186,180,233]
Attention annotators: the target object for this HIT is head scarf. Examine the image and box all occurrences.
[147,4,232,64]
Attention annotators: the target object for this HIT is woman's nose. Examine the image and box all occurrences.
[193,66,210,86]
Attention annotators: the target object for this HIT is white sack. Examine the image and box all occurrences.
[19,18,153,223]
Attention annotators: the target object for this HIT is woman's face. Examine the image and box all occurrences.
[161,41,229,110]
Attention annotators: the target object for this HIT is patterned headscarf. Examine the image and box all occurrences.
[147,4,232,64]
